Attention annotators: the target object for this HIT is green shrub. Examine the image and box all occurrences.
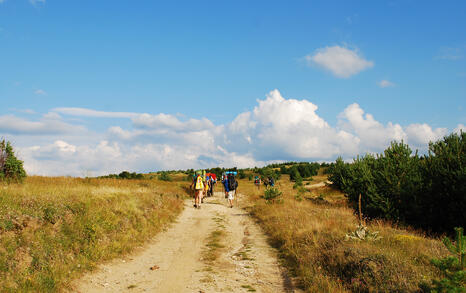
[289,166,302,182]
[421,227,466,292]
[238,169,246,179]
[264,187,282,202]
[158,171,172,181]
[0,139,26,183]
[293,177,303,189]
[327,157,349,190]
[287,163,319,181]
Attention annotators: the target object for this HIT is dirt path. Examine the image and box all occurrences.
[74,192,298,293]
[305,180,331,189]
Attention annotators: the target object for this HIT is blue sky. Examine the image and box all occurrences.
[0,0,465,176]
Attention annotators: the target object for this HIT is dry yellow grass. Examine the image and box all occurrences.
[239,173,448,292]
[0,171,450,292]
[0,176,189,292]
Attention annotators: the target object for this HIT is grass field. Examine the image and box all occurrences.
[238,173,449,292]
[0,171,452,292]
[0,176,189,292]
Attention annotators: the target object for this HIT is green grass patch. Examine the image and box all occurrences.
[241,284,256,291]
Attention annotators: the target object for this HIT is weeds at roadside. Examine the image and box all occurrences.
[234,240,254,261]
[237,172,449,292]
[0,176,189,292]
[199,214,228,287]
[200,275,214,283]
[201,215,226,266]
[241,284,257,291]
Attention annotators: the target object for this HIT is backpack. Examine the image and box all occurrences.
[195,175,204,190]
[227,173,236,190]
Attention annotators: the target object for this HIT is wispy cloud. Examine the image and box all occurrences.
[0,114,84,135]
[34,89,47,96]
[305,45,374,78]
[18,109,36,114]
[378,80,395,88]
[435,46,465,60]
[346,14,358,25]
[29,0,46,6]
[52,107,139,118]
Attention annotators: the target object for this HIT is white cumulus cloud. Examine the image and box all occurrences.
[227,89,359,160]
[306,46,374,78]
[338,103,406,151]
[405,123,448,146]
[454,124,465,134]
[3,90,460,176]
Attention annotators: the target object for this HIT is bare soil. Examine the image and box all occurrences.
[74,192,299,293]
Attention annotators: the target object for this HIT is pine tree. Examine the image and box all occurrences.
[421,132,466,232]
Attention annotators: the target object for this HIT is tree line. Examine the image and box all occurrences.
[327,132,465,234]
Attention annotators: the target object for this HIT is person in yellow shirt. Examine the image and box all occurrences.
[191,171,204,209]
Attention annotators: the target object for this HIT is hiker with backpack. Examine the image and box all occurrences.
[190,170,204,209]
[204,175,210,199]
[205,173,217,197]
[263,177,269,188]
[223,171,238,208]
[254,175,261,190]
[209,175,216,196]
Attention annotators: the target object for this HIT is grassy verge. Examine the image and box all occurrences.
[239,174,448,292]
[0,176,188,292]
[201,214,226,266]
[199,214,226,284]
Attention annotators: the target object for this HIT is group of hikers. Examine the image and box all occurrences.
[190,170,239,209]
[254,175,275,190]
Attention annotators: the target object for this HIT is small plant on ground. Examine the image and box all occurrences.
[264,187,282,203]
[241,284,256,292]
[294,193,303,201]
[346,194,381,241]
[345,224,381,241]
[422,227,465,292]
[293,177,303,189]
[294,186,306,201]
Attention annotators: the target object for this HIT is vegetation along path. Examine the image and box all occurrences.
[75,192,297,293]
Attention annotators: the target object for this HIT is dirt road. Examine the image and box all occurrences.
[74,192,297,292]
